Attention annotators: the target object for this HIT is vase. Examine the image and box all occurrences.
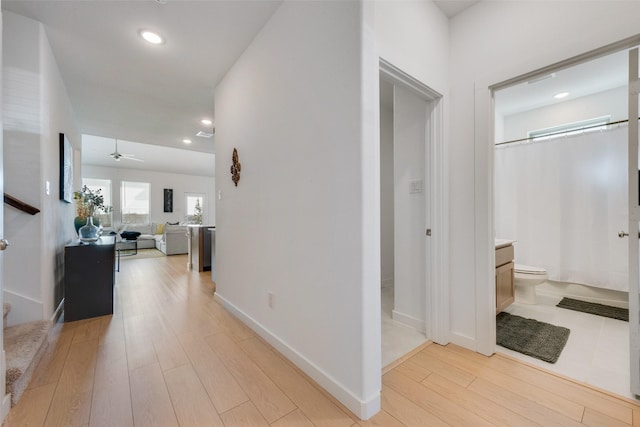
[75,216,100,235]
[79,216,100,243]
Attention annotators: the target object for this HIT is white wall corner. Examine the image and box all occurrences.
[215,293,380,420]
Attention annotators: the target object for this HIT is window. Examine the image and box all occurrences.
[185,193,204,224]
[528,116,611,141]
[82,178,112,227]
[121,181,150,224]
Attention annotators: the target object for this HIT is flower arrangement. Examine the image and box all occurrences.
[73,185,110,219]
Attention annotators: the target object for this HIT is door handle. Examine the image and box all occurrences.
[618,231,640,238]
[0,239,8,251]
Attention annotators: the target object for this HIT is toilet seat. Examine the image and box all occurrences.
[515,264,546,275]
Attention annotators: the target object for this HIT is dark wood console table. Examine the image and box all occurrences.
[64,236,115,322]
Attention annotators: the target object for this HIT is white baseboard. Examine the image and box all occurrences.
[391,309,425,332]
[3,290,43,326]
[1,393,10,422]
[214,293,380,420]
[449,332,480,353]
[0,350,9,422]
[537,280,629,309]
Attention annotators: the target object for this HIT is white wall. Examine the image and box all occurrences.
[375,0,449,95]
[449,1,640,352]
[3,11,80,325]
[215,1,380,419]
[82,164,215,227]
[380,101,394,286]
[502,86,628,142]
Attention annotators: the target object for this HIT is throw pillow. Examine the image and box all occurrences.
[167,221,179,225]
[156,223,165,234]
[121,231,141,240]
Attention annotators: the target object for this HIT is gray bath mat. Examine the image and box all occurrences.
[496,312,570,363]
[556,297,628,321]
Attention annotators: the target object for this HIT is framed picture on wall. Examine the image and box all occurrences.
[164,188,173,212]
[59,133,73,203]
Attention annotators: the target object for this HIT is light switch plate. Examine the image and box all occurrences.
[409,180,423,194]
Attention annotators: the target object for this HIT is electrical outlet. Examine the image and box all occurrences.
[268,292,275,309]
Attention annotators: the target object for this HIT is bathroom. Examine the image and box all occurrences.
[494,48,634,398]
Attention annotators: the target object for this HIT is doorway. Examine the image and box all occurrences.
[491,44,640,398]
[379,60,449,367]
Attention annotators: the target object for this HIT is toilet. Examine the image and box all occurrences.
[514,264,547,304]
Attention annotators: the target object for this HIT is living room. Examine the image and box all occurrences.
[80,134,216,254]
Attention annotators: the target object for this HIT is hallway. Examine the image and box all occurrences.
[5,254,640,426]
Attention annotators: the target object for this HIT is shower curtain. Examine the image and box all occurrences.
[495,125,628,292]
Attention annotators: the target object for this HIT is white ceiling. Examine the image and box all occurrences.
[495,49,630,117]
[5,0,632,170]
[433,0,480,18]
[82,135,215,177]
[2,0,282,156]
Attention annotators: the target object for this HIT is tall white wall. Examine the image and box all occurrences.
[380,102,394,286]
[502,86,628,142]
[3,11,79,325]
[375,0,449,95]
[449,1,640,352]
[82,164,215,227]
[215,1,380,418]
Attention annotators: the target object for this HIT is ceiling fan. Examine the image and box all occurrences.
[110,139,143,162]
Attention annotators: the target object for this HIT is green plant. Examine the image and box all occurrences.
[73,185,111,219]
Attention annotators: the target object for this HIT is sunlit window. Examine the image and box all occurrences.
[185,193,204,224]
[528,116,611,141]
[121,181,150,224]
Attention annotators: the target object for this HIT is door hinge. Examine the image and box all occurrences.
[426,228,432,236]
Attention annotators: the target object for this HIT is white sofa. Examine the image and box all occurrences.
[118,223,188,255]
[155,224,189,255]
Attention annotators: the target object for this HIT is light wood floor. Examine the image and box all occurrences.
[4,254,640,426]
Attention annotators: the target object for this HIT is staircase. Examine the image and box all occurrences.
[3,303,50,406]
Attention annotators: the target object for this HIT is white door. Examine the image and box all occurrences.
[392,84,428,332]
[629,47,640,396]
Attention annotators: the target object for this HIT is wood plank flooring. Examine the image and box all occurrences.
[5,254,640,426]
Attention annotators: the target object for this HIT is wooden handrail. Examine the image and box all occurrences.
[4,193,40,215]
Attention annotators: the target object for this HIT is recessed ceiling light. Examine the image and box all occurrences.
[201,119,213,126]
[196,131,214,138]
[182,139,192,144]
[140,30,164,45]
[554,92,570,99]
